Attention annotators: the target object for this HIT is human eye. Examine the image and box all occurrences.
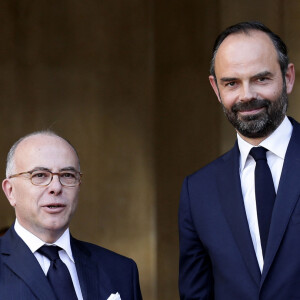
[254,72,272,83]
[60,171,79,186]
[61,172,76,178]
[224,81,236,87]
[257,77,268,82]
[32,171,49,179]
[31,171,51,185]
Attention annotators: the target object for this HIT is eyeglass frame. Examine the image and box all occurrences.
[8,169,83,187]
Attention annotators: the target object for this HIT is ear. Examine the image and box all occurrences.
[285,63,295,94]
[209,75,222,103]
[2,179,16,207]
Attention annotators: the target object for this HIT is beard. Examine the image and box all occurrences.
[221,85,288,139]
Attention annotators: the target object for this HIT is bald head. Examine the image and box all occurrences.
[2,131,81,243]
[6,131,80,178]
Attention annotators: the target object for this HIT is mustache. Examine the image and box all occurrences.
[231,99,270,113]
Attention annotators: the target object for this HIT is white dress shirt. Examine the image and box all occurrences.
[14,219,83,300]
[237,116,293,272]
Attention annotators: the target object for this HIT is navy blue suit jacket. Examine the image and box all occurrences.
[0,226,142,300]
[179,117,300,300]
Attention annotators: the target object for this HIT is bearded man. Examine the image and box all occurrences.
[178,21,300,300]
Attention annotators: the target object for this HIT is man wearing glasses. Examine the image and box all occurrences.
[0,131,142,300]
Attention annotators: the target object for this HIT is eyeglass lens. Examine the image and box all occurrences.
[31,171,80,186]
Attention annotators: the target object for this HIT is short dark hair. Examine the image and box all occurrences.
[210,21,289,80]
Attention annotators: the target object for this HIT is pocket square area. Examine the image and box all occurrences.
[107,292,121,300]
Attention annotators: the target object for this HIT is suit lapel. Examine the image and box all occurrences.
[72,238,121,300]
[71,237,100,300]
[1,227,56,300]
[217,143,261,286]
[261,118,300,284]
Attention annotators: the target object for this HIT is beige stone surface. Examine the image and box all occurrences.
[0,1,300,299]
[0,1,156,298]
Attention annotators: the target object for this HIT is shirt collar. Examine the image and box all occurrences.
[14,219,75,262]
[237,116,293,171]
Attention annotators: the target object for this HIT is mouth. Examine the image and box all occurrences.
[42,203,66,213]
[238,107,266,116]
[232,99,269,115]
[47,204,64,208]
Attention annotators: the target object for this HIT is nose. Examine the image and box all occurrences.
[48,174,62,195]
[240,82,256,102]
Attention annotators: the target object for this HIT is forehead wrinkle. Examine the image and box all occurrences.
[252,71,273,78]
[60,167,78,172]
[30,167,51,171]
[220,76,238,82]
[220,71,274,83]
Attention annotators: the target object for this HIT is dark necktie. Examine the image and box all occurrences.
[250,147,276,257]
[38,245,78,300]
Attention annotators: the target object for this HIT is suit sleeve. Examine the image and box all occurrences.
[131,259,143,300]
[178,176,214,299]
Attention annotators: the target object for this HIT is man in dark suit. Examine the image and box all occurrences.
[0,131,142,300]
[179,21,300,299]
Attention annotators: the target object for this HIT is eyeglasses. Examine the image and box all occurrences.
[8,170,83,187]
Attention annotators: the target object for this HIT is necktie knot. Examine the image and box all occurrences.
[38,245,61,261]
[37,245,78,299]
[250,146,268,161]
